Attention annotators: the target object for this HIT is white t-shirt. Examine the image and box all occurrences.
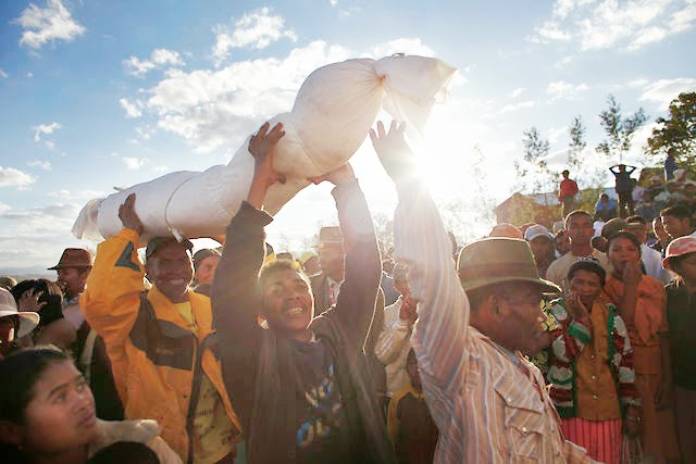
[546,250,611,292]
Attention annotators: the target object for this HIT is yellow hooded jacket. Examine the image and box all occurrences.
[81,228,240,461]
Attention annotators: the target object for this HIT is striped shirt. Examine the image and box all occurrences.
[393,181,596,463]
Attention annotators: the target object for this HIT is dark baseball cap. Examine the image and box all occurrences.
[145,237,193,261]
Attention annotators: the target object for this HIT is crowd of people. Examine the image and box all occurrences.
[1,119,695,464]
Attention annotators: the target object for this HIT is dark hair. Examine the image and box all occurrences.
[607,231,642,256]
[88,441,160,464]
[0,346,71,423]
[661,204,692,221]
[567,259,607,287]
[564,210,592,227]
[625,215,646,225]
[10,279,63,327]
[258,259,308,290]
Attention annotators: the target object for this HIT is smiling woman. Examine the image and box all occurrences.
[0,347,182,464]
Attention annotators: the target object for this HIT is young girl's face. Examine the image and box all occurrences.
[608,236,641,274]
[20,361,98,455]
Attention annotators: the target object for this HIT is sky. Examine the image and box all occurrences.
[1,0,695,271]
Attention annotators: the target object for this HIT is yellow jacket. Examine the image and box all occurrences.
[81,228,240,461]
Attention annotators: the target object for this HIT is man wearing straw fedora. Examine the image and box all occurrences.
[371,120,595,462]
[0,287,39,359]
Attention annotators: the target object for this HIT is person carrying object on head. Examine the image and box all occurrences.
[81,193,241,463]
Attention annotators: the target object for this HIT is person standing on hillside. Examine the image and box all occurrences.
[559,170,580,219]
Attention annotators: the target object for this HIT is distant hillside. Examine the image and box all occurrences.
[0,266,53,281]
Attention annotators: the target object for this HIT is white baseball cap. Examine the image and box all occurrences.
[524,224,554,242]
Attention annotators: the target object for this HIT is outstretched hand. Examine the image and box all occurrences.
[308,163,355,187]
[249,122,286,189]
[118,193,144,235]
[369,120,416,182]
[18,288,47,313]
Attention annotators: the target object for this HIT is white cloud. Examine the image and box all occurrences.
[145,40,350,153]
[119,98,144,118]
[0,69,7,78]
[628,77,650,88]
[32,121,61,142]
[27,160,52,170]
[15,0,85,50]
[48,189,104,201]
[0,166,35,188]
[212,7,298,66]
[122,157,148,170]
[498,100,536,115]
[639,77,696,109]
[123,48,184,77]
[531,0,696,51]
[553,55,574,68]
[509,87,527,98]
[370,38,435,57]
[546,80,590,100]
[0,201,92,268]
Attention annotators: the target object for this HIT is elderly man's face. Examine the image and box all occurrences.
[495,283,547,355]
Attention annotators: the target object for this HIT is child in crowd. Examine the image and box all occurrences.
[387,349,438,464]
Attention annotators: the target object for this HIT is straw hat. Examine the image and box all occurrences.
[0,288,40,338]
[457,238,560,293]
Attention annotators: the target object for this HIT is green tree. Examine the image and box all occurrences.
[567,115,586,169]
[596,94,648,163]
[517,127,555,199]
[646,92,696,173]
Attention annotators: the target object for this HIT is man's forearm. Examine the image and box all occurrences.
[393,179,469,391]
[331,180,381,340]
[212,202,270,335]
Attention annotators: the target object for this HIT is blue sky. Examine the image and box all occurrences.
[1,0,695,269]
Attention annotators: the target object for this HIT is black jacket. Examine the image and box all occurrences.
[212,181,395,464]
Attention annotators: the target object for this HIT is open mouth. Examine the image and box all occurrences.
[283,306,305,317]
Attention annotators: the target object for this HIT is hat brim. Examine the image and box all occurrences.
[460,276,561,295]
[0,310,40,338]
[47,264,92,270]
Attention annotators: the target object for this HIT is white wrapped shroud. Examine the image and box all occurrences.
[73,55,456,241]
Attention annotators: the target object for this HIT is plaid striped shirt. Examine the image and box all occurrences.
[393,182,596,463]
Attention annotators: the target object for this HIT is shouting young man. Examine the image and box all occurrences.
[212,122,394,463]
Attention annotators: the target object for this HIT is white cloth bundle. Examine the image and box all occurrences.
[73,54,456,241]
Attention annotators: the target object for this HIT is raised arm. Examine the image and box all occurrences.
[609,165,620,174]
[80,194,147,400]
[371,120,469,394]
[309,164,382,348]
[211,122,284,425]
